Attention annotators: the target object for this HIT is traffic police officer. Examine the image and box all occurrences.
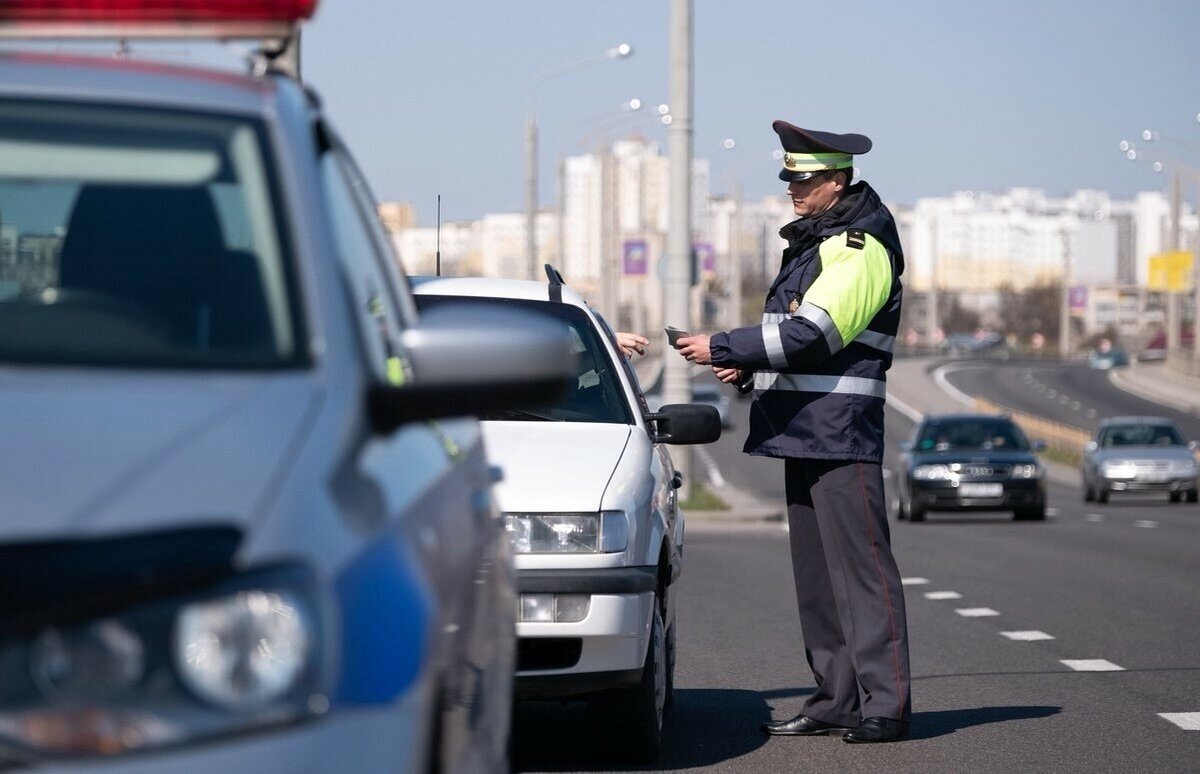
[675,120,911,743]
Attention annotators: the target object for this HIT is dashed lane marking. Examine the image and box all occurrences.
[924,591,962,600]
[1061,659,1124,671]
[886,392,925,423]
[1085,409,1097,418]
[694,445,727,488]
[1046,507,1060,516]
[1047,390,1058,399]
[1001,630,1055,641]
[1158,713,1200,731]
[955,608,1001,617]
[1070,401,1082,411]
[1135,520,1159,529]
[902,577,930,586]
[1085,513,1105,522]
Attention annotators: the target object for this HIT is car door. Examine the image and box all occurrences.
[318,144,511,769]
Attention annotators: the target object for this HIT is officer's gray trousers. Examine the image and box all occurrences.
[784,458,911,725]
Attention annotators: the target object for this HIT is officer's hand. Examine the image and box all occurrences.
[676,334,712,365]
[615,331,649,358]
[713,367,743,384]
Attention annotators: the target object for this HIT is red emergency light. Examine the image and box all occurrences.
[0,0,320,38]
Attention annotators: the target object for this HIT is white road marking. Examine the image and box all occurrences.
[1061,659,1124,672]
[1135,520,1159,529]
[1085,409,1097,418]
[1071,401,1082,411]
[1036,384,1047,392]
[1158,713,1200,730]
[956,608,1001,617]
[924,591,963,600]
[931,364,977,407]
[1047,389,1057,399]
[902,577,930,586]
[1045,507,1060,516]
[1085,513,1105,522]
[694,445,728,488]
[1058,395,1070,404]
[886,392,926,423]
[1001,630,1055,641]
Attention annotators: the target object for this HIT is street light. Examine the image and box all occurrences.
[525,43,634,279]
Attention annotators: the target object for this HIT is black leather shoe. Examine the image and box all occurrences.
[761,714,857,736]
[842,716,909,743]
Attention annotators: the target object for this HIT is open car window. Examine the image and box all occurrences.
[413,295,634,425]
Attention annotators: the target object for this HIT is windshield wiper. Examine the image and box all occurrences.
[486,408,563,422]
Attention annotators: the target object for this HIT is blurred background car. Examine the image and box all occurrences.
[1081,417,1199,504]
[0,3,578,770]
[1089,346,1130,370]
[414,270,721,763]
[939,331,1008,357]
[896,413,1047,522]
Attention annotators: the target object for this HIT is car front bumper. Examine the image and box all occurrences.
[910,479,1045,511]
[35,691,428,774]
[1102,476,1197,493]
[513,568,656,699]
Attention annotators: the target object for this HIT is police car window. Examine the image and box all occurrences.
[0,100,301,368]
[414,294,633,424]
[319,153,405,384]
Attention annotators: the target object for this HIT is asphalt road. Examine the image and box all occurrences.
[938,360,1200,439]
[512,375,1200,773]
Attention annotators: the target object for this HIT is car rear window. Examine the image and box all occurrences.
[917,417,1030,451]
[0,100,301,368]
[414,294,633,425]
[1098,424,1184,447]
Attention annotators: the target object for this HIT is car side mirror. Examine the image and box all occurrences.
[1190,440,1199,452]
[367,303,575,433]
[1031,439,1048,452]
[646,404,721,445]
[899,441,913,452]
[1084,441,1098,453]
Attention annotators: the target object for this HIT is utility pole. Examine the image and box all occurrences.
[728,179,743,331]
[927,214,940,349]
[525,117,539,279]
[1167,171,1182,352]
[1059,223,1071,360]
[664,0,693,499]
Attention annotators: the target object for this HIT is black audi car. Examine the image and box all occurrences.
[896,413,1047,522]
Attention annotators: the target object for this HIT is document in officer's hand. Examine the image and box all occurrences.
[664,326,690,347]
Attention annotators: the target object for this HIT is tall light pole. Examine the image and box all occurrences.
[526,43,633,280]
[664,0,694,498]
[721,138,743,332]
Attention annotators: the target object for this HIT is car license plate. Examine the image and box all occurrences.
[959,483,1003,498]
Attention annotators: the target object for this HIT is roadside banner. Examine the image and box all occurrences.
[623,239,648,276]
[1148,251,1193,291]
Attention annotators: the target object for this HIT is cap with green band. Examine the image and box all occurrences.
[774,120,872,182]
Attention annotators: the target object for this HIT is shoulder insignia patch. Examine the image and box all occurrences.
[846,229,866,250]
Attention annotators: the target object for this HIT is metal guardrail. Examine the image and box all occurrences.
[973,397,1091,466]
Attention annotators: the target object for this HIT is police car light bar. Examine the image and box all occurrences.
[0,0,319,40]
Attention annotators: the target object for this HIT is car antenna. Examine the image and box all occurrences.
[435,194,442,277]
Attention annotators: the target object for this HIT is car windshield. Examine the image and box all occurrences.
[414,295,632,424]
[917,418,1029,451]
[1098,423,1184,447]
[0,100,299,368]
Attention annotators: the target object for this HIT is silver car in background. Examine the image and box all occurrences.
[1082,417,1199,504]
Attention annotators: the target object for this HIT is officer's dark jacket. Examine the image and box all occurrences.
[709,181,904,462]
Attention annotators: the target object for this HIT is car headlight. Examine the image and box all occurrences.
[1102,461,1138,478]
[912,464,953,481]
[505,511,629,553]
[0,565,324,760]
[1011,463,1043,479]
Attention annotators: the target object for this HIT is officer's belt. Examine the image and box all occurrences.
[760,312,896,354]
[753,371,887,398]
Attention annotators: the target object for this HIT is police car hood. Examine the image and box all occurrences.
[482,422,632,512]
[0,370,319,542]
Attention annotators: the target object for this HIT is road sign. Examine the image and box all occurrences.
[1147,251,1193,292]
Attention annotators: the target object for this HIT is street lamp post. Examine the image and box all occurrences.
[525,43,633,280]
[722,138,743,332]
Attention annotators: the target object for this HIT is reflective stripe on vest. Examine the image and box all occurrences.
[761,312,895,354]
[754,371,887,399]
[795,302,842,353]
[854,329,895,353]
[761,323,789,369]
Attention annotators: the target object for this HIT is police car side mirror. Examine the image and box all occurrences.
[646,404,722,445]
[367,304,575,433]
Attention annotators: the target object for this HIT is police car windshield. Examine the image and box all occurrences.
[0,100,300,368]
[917,418,1030,452]
[414,295,633,425]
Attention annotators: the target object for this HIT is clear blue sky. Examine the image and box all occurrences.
[302,0,1200,225]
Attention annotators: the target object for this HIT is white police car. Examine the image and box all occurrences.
[0,3,575,771]
[414,269,721,762]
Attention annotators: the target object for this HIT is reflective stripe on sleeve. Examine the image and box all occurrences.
[762,312,788,324]
[753,372,886,399]
[761,323,789,369]
[795,302,843,354]
[854,329,896,353]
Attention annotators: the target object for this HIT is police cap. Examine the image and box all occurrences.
[774,120,871,182]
